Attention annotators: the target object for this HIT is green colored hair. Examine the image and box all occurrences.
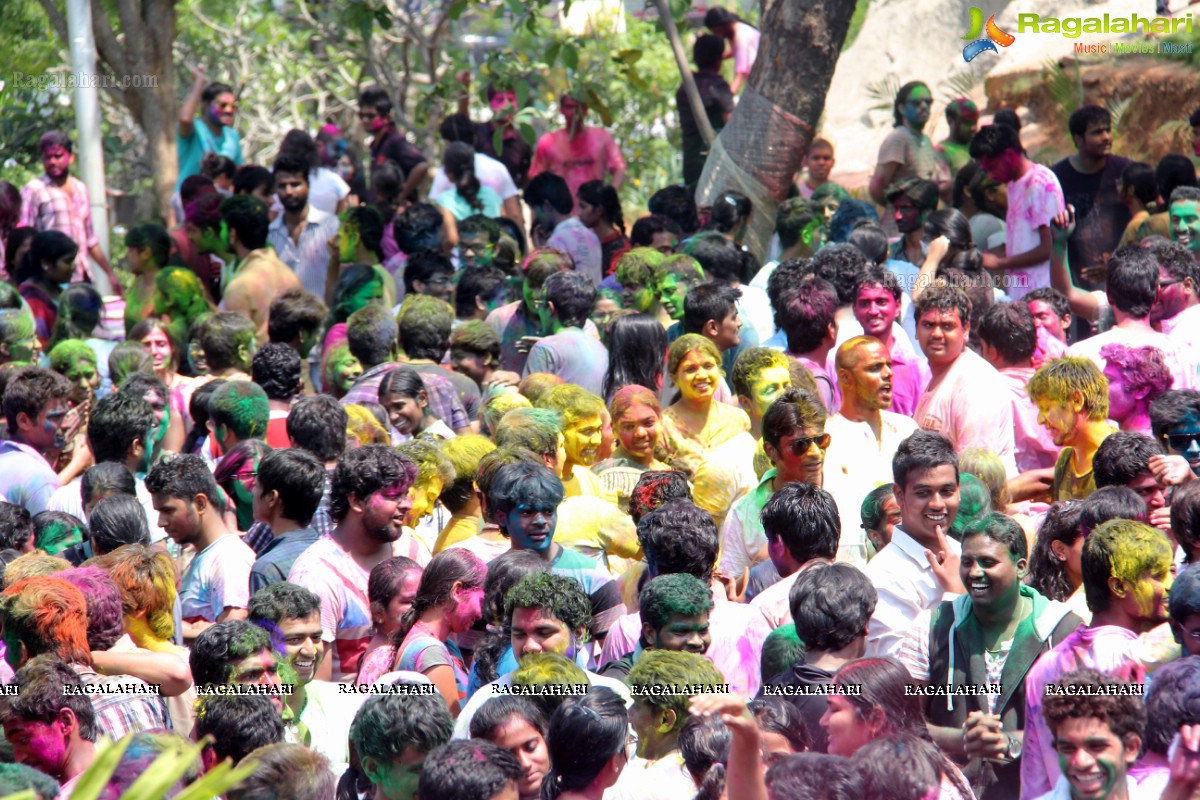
[494,407,563,457]
[482,392,531,437]
[1027,356,1110,421]
[438,434,496,512]
[1082,518,1172,615]
[208,381,270,441]
[627,650,726,730]
[615,247,667,288]
[949,473,992,541]
[668,334,722,377]
[761,625,805,681]
[48,339,97,374]
[537,383,606,428]
[655,254,705,285]
[503,572,593,635]
[639,573,713,632]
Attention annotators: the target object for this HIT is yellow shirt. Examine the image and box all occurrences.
[554,496,642,577]
[562,463,618,505]
[435,514,482,553]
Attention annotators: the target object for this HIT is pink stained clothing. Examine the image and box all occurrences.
[1067,324,1199,391]
[598,584,773,696]
[529,127,627,201]
[1162,303,1200,336]
[19,174,99,281]
[1004,164,1065,300]
[731,21,761,77]
[546,216,604,286]
[914,348,1018,477]
[825,315,929,417]
[792,353,838,413]
[1031,323,1069,369]
[998,365,1061,471]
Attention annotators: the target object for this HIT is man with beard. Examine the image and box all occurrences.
[823,336,919,568]
[289,445,428,681]
[0,368,71,514]
[145,454,254,642]
[1149,238,1200,339]
[268,152,340,301]
[1051,106,1132,292]
[886,177,940,267]
[1028,356,1117,501]
[598,573,714,680]
[177,68,243,190]
[718,387,830,596]
[1150,389,1200,478]
[359,86,429,203]
[913,284,1018,477]
[219,195,304,344]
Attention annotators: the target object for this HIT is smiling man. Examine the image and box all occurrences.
[864,430,964,657]
[850,266,926,416]
[823,336,919,568]
[1022,519,1174,798]
[599,573,713,680]
[1171,186,1200,263]
[146,454,254,642]
[913,284,1018,477]
[248,582,366,776]
[289,445,429,682]
[730,347,792,442]
[535,384,611,501]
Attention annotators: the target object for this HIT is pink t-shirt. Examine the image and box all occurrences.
[998,365,1061,471]
[1005,164,1065,300]
[1068,325,1199,391]
[732,22,761,77]
[915,349,1018,477]
[529,127,627,201]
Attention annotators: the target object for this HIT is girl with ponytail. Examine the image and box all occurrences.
[354,548,487,715]
[542,687,629,800]
[435,142,503,221]
[577,180,629,276]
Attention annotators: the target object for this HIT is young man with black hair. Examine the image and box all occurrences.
[404,249,456,304]
[1025,286,1073,346]
[846,266,927,416]
[0,368,71,514]
[886,176,940,266]
[351,692,453,800]
[865,430,965,656]
[977,301,1060,472]
[1051,105,1132,291]
[248,581,367,775]
[456,267,508,323]
[218,195,304,343]
[681,280,745,379]
[970,123,1065,300]
[177,69,242,190]
[1093,431,1178,532]
[251,342,303,448]
[398,294,484,423]
[761,562,877,753]
[599,572,714,680]
[250,449,327,592]
[1148,238,1200,338]
[777,275,840,412]
[288,445,429,681]
[194,694,285,768]
[750,482,841,628]
[681,231,775,344]
[912,284,1018,476]
[1171,185,1200,263]
[268,152,340,301]
[268,288,327,392]
[287,394,347,535]
[522,270,608,396]
[1150,389,1200,477]
[0,502,35,553]
[146,454,254,640]
[677,33,733,186]
[359,85,429,203]
[523,172,603,283]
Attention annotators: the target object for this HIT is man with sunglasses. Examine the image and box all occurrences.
[1148,237,1200,337]
[717,387,830,600]
[1150,389,1200,478]
[359,86,429,203]
[823,336,919,569]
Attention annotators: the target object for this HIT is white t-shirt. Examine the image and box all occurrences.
[307,167,351,215]
[430,152,519,202]
[180,533,255,622]
[732,22,761,77]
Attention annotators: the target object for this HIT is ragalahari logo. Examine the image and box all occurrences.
[962,7,1016,61]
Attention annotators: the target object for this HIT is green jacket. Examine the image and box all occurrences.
[925,584,1082,800]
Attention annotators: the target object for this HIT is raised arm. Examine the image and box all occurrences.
[178,66,209,139]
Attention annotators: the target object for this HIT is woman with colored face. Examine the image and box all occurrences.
[660,334,752,479]
[130,318,193,453]
[14,230,78,348]
[213,439,271,532]
[470,697,553,800]
[355,549,487,717]
[150,267,216,367]
[321,344,362,399]
[594,386,673,513]
[379,366,455,441]
[363,556,423,667]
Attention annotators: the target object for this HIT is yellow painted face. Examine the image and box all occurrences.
[562,414,604,467]
[746,365,792,418]
[405,475,444,528]
[675,350,722,404]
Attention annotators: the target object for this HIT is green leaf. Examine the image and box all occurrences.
[585,87,612,125]
[447,0,468,20]
[171,757,261,800]
[374,7,392,30]
[518,122,537,144]
[66,737,134,800]
[493,126,505,156]
[545,41,562,67]
[122,740,208,799]
[0,791,36,800]
[516,81,530,109]
[614,48,643,65]
[562,43,579,71]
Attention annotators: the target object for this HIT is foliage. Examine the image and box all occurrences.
[844,0,872,50]
[1042,57,1084,131]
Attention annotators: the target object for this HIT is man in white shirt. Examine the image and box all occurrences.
[750,483,839,627]
[864,430,965,656]
[823,336,919,566]
[268,152,340,300]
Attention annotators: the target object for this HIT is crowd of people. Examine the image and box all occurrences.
[7,9,1200,800]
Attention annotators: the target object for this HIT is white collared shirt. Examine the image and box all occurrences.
[267,204,340,298]
[863,526,961,658]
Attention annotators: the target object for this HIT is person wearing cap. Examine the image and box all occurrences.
[887,176,940,266]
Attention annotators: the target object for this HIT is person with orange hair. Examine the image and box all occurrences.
[0,576,170,739]
[594,385,673,511]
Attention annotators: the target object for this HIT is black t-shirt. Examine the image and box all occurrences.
[369,125,428,200]
[760,661,835,753]
[1051,155,1132,288]
[676,71,734,153]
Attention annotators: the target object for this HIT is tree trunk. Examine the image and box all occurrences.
[39,0,179,220]
[695,0,856,262]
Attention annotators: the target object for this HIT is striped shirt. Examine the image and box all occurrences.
[19,174,97,281]
[267,205,339,299]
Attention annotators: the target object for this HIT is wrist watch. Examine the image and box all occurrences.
[1005,733,1023,760]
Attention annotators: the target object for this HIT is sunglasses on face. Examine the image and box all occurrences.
[1167,432,1200,452]
[789,433,831,455]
